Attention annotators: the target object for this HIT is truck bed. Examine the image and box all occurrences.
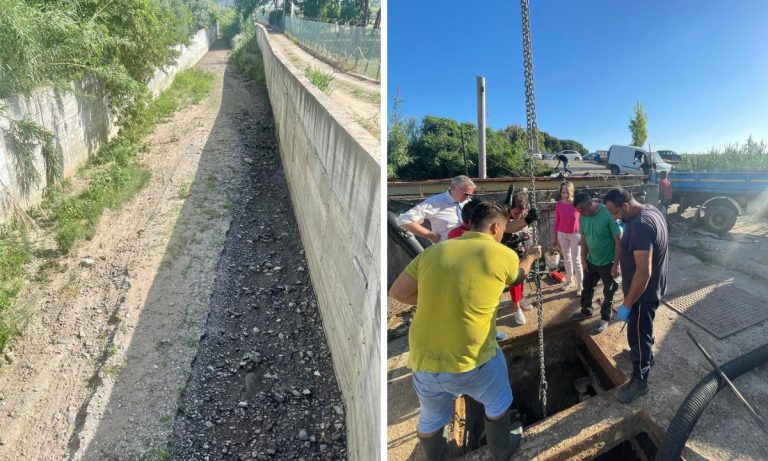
[670,170,768,196]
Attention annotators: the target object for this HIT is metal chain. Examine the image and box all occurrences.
[520,0,548,418]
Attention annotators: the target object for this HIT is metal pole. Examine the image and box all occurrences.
[282,0,287,31]
[476,76,487,179]
[687,330,768,435]
[460,127,468,176]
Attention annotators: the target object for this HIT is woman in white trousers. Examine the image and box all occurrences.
[552,181,583,295]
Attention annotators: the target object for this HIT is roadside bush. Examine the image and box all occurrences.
[304,67,334,94]
[231,28,266,86]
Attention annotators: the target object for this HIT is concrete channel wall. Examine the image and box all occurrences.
[253,23,381,461]
[0,26,217,221]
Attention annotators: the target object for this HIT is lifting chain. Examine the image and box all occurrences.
[520,0,548,418]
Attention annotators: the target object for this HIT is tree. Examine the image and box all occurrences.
[629,101,648,147]
[387,94,416,179]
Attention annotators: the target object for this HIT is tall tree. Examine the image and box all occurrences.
[629,101,648,147]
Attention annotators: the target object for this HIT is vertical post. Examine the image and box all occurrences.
[476,76,487,179]
[460,127,469,176]
[282,0,289,32]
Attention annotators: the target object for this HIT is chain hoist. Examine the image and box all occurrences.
[520,0,548,418]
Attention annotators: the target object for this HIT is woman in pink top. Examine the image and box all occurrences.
[551,181,582,295]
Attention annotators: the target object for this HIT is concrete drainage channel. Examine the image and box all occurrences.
[449,324,673,460]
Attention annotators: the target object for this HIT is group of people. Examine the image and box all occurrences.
[390,175,669,460]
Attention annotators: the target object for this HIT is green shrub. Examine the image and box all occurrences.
[304,67,334,94]
[219,8,240,42]
[231,29,266,86]
[0,229,30,351]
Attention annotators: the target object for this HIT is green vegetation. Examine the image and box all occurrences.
[352,88,380,104]
[0,0,218,109]
[629,101,648,147]
[219,7,241,42]
[102,358,127,378]
[304,67,334,94]
[0,228,30,351]
[0,0,219,207]
[42,69,213,254]
[0,69,213,353]
[130,446,172,461]
[231,23,267,86]
[244,0,380,26]
[44,163,152,253]
[388,97,575,180]
[178,183,191,199]
[678,138,768,171]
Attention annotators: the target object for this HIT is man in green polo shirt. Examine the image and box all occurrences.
[572,192,622,334]
[389,201,542,460]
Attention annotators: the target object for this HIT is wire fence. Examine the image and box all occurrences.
[254,12,380,80]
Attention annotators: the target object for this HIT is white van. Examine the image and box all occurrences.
[606,145,672,175]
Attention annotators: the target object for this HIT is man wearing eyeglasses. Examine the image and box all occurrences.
[397,175,477,244]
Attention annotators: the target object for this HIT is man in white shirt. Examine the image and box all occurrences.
[397,175,476,243]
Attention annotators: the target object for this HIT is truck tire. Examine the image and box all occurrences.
[704,203,738,234]
[610,165,620,175]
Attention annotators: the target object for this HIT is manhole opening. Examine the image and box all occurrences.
[455,326,617,452]
[593,431,658,461]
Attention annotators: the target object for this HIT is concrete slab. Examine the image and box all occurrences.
[388,246,768,460]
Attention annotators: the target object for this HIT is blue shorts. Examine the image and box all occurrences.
[412,348,513,434]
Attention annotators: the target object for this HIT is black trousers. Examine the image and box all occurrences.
[579,261,618,321]
[628,300,659,381]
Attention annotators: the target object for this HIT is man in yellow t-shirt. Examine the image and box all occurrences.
[389,201,542,460]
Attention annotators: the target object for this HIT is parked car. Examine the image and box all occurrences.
[542,152,555,160]
[582,152,597,161]
[657,150,681,163]
[531,151,543,160]
[606,145,673,175]
[556,150,582,162]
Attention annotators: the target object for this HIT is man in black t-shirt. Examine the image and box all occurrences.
[603,187,668,404]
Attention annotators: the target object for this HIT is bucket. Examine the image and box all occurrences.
[545,251,561,270]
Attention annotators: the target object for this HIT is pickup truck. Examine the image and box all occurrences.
[669,170,768,233]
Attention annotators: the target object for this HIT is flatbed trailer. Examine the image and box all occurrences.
[669,170,768,233]
[387,174,645,197]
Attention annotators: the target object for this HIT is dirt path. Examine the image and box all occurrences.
[266,30,380,139]
[0,40,344,460]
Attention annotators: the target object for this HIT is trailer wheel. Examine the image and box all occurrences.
[704,203,738,234]
[610,165,620,175]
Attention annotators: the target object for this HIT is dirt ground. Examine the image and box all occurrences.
[266,29,380,140]
[0,40,344,460]
[387,213,768,460]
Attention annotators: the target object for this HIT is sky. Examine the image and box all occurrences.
[387,0,768,153]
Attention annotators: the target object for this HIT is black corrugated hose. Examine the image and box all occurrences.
[387,211,424,259]
[656,342,768,460]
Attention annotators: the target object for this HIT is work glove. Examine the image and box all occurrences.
[524,208,539,225]
[615,303,631,322]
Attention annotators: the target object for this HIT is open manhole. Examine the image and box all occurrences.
[593,431,658,460]
[453,325,619,452]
